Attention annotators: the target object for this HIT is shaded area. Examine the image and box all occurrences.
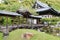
[16,10,41,19]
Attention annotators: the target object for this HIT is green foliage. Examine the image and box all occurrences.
[0,0,20,12]
[7,29,60,40]
[3,17,12,26]
[41,17,60,25]
[40,0,60,11]
[54,27,60,33]
[20,17,27,24]
[40,26,53,34]
[0,33,3,40]
[0,17,12,26]
[41,18,60,22]
[19,0,38,15]
[40,26,60,36]
[0,4,7,10]
[5,3,20,12]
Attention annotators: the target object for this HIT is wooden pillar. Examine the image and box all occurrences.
[3,16,9,37]
[31,18,33,29]
[37,19,40,24]
[26,15,29,24]
[12,17,14,26]
[0,16,2,31]
[22,17,24,24]
[26,18,27,24]
[19,16,20,25]
[6,16,8,29]
[11,16,17,28]
[16,16,20,28]
[11,17,14,26]
[8,17,14,32]
[11,17,16,28]
[18,16,20,28]
[6,16,9,35]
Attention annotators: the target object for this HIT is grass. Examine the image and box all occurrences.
[7,29,60,40]
[0,32,3,40]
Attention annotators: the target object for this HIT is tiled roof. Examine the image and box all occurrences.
[36,8,50,12]
[34,1,60,16]
[36,1,50,8]
[0,10,22,16]
[29,15,42,19]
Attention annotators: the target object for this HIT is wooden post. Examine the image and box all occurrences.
[37,19,40,24]
[3,16,9,40]
[31,18,33,29]
[17,16,19,29]
[22,16,24,24]
[18,16,20,28]
[12,17,14,27]
[19,16,20,25]
[26,18,27,24]
[6,16,8,28]
[0,24,1,32]
[11,17,15,30]
[11,17,13,26]
[26,15,29,24]
[6,16,9,36]
[0,16,2,30]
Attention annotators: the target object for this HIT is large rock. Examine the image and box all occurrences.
[21,32,33,40]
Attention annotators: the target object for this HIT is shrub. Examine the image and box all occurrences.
[41,17,60,25]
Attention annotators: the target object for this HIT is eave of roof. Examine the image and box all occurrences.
[0,10,22,17]
[36,1,50,8]
[29,15,42,19]
[36,8,50,12]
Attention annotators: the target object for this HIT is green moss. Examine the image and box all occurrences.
[7,29,60,40]
[0,33,3,40]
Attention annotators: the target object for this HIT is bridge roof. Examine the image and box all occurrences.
[29,15,42,19]
[0,10,22,17]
